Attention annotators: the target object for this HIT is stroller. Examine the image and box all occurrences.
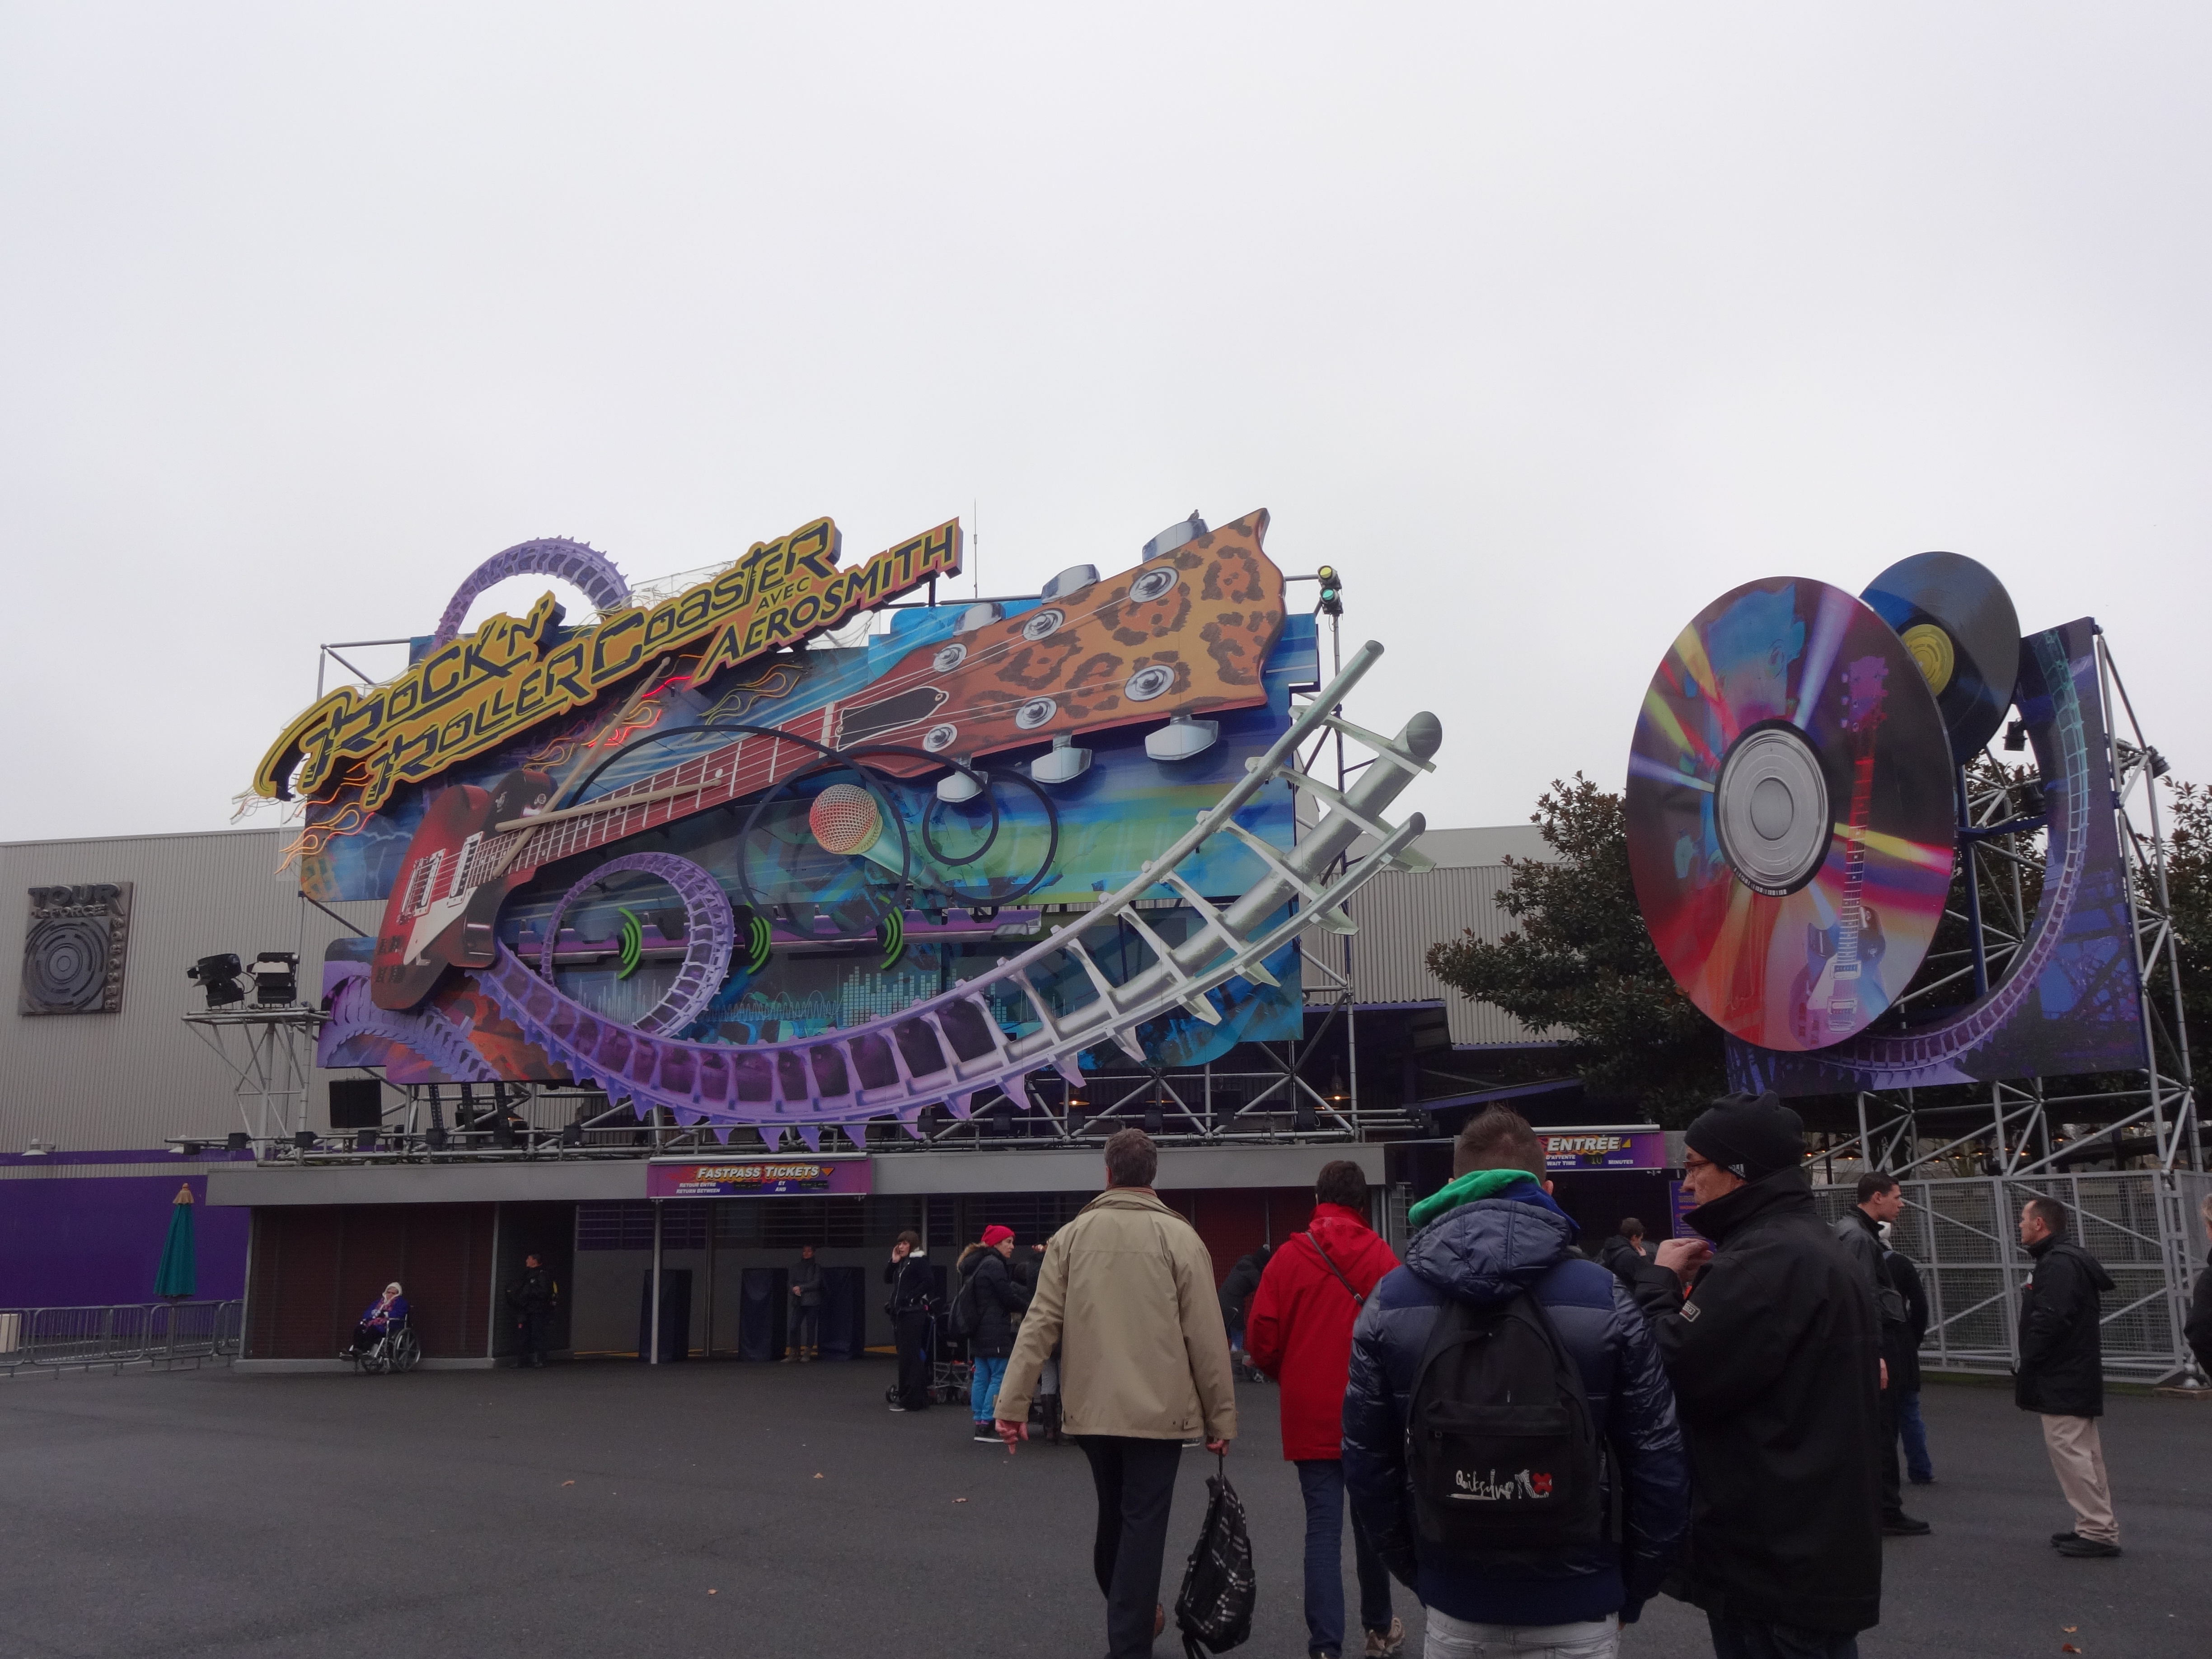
[882,1311,973,1406]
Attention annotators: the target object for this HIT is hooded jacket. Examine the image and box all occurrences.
[1630,1168,1883,1634]
[2016,1237,2114,1418]
[1246,1203,1399,1460]
[1342,1172,1688,1629]
[996,1187,1237,1442]
[956,1244,1032,1360]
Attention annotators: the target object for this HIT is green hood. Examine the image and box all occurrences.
[1407,1167,1538,1230]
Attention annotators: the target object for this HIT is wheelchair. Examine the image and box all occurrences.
[346,1315,421,1375]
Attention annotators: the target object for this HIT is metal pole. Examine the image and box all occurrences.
[650,1201,664,1366]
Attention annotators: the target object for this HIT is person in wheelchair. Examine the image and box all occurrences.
[344,1283,410,1361]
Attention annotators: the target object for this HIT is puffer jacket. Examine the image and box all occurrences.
[1631,1168,1883,1635]
[956,1244,1032,1359]
[2016,1237,2114,1418]
[1247,1203,1399,1459]
[1342,1176,1689,1629]
[997,1187,1237,1441]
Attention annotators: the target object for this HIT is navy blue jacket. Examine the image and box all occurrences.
[1343,1184,1690,1627]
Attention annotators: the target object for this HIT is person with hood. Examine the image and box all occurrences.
[884,1231,934,1412]
[1634,1092,1883,1658]
[786,1243,821,1363]
[506,1254,556,1368]
[344,1283,409,1359]
[2016,1195,2122,1558]
[1219,1244,1272,1381]
[1830,1172,1931,1536]
[958,1223,1032,1442]
[1344,1108,1688,1659]
[994,1129,1237,1659]
[1247,1160,1404,1659]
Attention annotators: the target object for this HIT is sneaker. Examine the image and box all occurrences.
[2051,1530,2078,1545]
[888,1403,906,1413]
[1880,1514,1932,1537]
[973,1426,998,1443]
[1364,1616,1406,1658]
[2055,1536,2121,1558]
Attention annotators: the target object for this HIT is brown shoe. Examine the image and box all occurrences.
[1364,1617,1406,1658]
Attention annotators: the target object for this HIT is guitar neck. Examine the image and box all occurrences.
[500,706,836,872]
[1832,754,1878,975]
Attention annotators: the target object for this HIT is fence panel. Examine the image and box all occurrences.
[0,1303,244,1377]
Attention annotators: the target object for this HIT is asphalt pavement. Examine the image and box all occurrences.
[0,1361,2203,1658]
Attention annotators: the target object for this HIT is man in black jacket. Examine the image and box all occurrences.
[1883,1231,1934,1486]
[885,1232,935,1412]
[507,1253,557,1368]
[2189,1193,2212,1383]
[1636,1092,1883,1659]
[2016,1196,2121,1557]
[1830,1173,1930,1537]
[1219,1245,1270,1382]
[1344,1107,1688,1659]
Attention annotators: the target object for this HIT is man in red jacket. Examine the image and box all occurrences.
[1249,1160,1404,1659]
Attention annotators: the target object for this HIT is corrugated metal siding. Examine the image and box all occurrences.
[0,829,383,1153]
[1304,862,1562,1047]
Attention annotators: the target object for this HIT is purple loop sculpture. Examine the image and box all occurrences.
[535,853,735,1037]
[430,538,632,647]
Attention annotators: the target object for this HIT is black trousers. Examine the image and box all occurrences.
[894,1311,933,1407]
[516,1310,548,1365]
[1876,1383,1903,1520]
[1078,1436,1183,1659]
[791,1305,819,1353]
[1707,1611,1860,1658]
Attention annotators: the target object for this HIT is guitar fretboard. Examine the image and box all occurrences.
[503,706,837,874]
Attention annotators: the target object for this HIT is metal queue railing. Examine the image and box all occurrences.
[0,1301,244,1378]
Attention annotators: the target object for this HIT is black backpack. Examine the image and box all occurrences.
[949,1260,984,1338]
[1405,1287,1606,1556]
[1173,1455,1254,1656]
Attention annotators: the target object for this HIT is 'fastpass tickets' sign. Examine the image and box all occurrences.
[647,1159,874,1197]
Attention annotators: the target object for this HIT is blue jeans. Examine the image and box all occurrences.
[970,1354,1008,1422]
[1897,1388,1932,1482]
[1296,1459,1394,1658]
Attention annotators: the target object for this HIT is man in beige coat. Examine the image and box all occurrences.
[997,1128,1238,1658]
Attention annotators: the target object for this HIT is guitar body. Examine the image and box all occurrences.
[371,784,535,1011]
[1790,907,1889,1046]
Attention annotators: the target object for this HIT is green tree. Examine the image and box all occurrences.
[1425,773,1724,1125]
[2156,777,2211,1062]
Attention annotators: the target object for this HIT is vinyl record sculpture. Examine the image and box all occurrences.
[1861,551,2021,763]
[1626,577,1957,1051]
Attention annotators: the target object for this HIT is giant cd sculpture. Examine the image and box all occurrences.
[1627,577,1957,1051]
[1861,552,2021,762]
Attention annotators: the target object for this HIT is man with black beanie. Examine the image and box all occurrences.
[1634,1092,1884,1659]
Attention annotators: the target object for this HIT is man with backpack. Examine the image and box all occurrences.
[994,1129,1237,1659]
[1247,1159,1404,1659]
[1636,1091,1883,1657]
[1344,1108,1688,1659]
[954,1224,1031,1442]
[506,1252,557,1368]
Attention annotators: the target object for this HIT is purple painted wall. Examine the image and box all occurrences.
[0,1159,251,1307]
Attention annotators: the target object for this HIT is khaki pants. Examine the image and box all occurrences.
[2040,1414,2118,1543]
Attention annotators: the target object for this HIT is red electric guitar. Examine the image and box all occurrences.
[368,511,1286,1011]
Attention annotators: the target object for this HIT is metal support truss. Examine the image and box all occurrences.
[182,1006,325,1152]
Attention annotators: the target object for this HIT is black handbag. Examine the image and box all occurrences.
[1174,1453,1254,1655]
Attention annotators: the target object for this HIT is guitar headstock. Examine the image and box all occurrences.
[832,509,1286,770]
[1838,654,1889,736]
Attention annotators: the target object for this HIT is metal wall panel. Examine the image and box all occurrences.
[1305,861,1563,1047]
[0,829,383,1154]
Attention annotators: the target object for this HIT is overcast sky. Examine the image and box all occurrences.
[4,6,2207,848]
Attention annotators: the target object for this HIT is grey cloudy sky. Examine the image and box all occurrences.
[4,6,2206,846]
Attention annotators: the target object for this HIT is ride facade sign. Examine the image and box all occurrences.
[253,516,962,811]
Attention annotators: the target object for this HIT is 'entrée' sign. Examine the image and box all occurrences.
[647,1159,873,1198]
[1541,1131,1667,1172]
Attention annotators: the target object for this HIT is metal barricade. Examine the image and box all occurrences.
[0,1302,244,1377]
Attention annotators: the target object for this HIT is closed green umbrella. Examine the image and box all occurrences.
[155,1183,197,1299]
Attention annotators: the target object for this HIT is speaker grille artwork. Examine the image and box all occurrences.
[20,882,132,1016]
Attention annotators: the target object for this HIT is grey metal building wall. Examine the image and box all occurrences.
[1305,825,1562,1047]
[0,828,380,1154]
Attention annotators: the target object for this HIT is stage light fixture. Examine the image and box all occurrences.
[187,953,247,1008]
[2004,719,2027,752]
[1143,1100,1165,1135]
[559,1122,584,1148]
[251,952,299,1006]
[293,1130,317,1150]
[1316,565,1344,617]
[225,1132,250,1152]
[425,1126,450,1151]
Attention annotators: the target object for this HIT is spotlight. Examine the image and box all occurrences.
[225,1132,250,1152]
[559,1122,584,1148]
[425,1127,449,1152]
[2004,719,2027,753]
[2148,746,2171,780]
[1143,1101,1164,1135]
[354,1129,379,1152]
[292,1130,317,1150]
[1316,565,1344,618]
[251,952,299,1007]
[187,953,247,1008]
